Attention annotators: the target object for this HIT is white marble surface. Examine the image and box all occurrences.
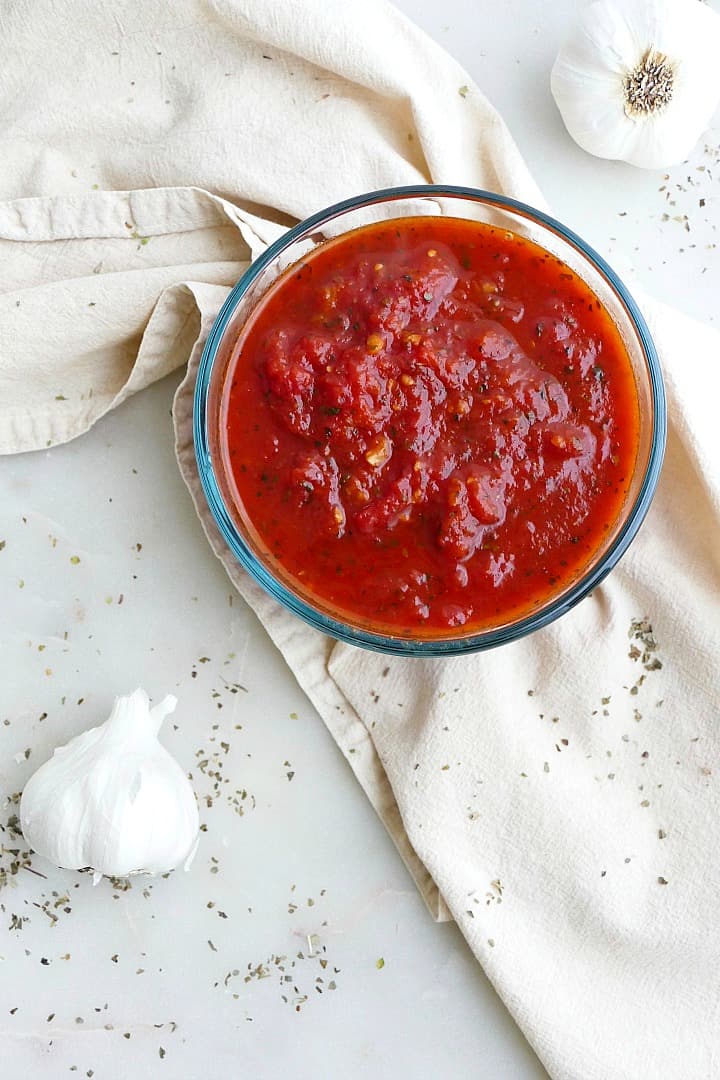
[1,2,718,1078]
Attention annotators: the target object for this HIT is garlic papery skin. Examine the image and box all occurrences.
[551,0,720,169]
[19,689,199,879]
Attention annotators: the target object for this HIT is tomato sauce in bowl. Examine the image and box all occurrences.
[218,215,641,638]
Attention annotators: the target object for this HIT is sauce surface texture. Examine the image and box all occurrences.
[221,216,639,636]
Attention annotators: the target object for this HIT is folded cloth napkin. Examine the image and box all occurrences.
[2,2,719,1077]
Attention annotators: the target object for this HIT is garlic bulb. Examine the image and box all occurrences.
[20,689,199,879]
[551,0,720,169]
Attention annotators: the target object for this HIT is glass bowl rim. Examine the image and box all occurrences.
[193,183,667,657]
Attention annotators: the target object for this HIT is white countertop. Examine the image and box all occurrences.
[2,2,717,1078]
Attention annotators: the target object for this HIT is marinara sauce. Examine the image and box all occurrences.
[220,217,639,637]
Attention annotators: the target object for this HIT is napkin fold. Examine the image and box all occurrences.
[2,2,719,1078]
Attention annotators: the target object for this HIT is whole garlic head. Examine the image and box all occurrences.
[551,0,720,169]
[20,689,199,879]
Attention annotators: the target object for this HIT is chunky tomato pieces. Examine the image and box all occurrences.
[221,217,639,636]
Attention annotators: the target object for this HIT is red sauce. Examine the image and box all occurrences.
[220,216,639,637]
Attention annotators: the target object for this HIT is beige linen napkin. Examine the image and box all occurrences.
[2,2,719,1078]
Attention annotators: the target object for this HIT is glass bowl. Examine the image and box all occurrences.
[194,185,666,657]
